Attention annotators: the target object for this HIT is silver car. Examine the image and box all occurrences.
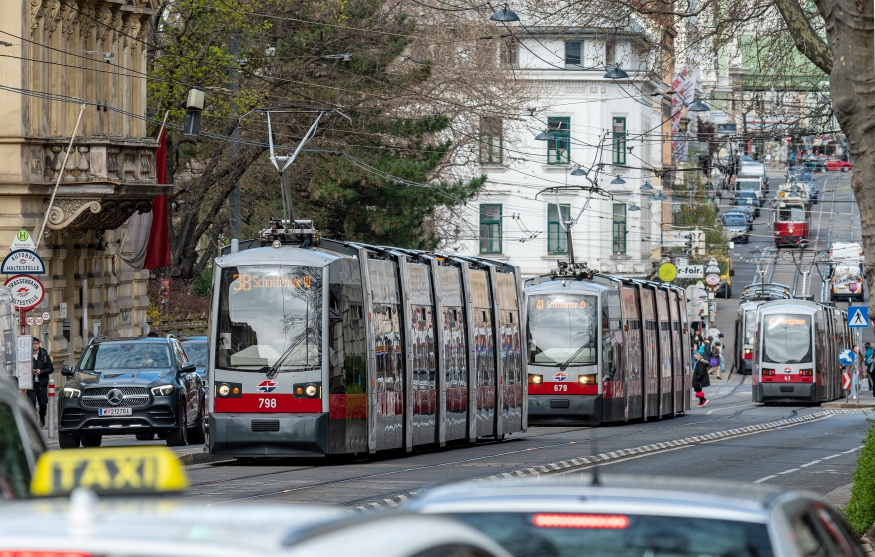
[404,475,866,557]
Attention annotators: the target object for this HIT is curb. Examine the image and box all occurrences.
[350,409,868,513]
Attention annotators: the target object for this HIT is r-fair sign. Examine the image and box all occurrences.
[676,265,704,278]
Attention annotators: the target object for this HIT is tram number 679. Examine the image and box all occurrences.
[259,397,278,409]
[554,384,568,392]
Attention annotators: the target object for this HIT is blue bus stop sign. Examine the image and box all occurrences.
[839,349,855,366]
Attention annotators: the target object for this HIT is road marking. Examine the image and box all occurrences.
[822,454,842,460]
[754,475,778,483]
[778,469,799,475]
[800,460,822,468]
[842,447,860,454]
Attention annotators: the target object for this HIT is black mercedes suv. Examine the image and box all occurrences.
[58,336,204,449]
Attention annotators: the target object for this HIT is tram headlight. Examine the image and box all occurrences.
[218,384,230,397]
[305,384,318,397]
[578,374,597,385]
[528,374,543,385]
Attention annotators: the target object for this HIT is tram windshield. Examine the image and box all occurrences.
[527,294,598,366]
[762,314,812,364]
[215,265,323,372]
[777,206,805,222]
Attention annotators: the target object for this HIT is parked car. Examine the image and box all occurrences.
[59,335,205,449]
[725,206,754,228]
[827,158,852,172]
[802,155,828,172]
[787,167,813,182]
[723,213,750,243]
[731,192,760,217]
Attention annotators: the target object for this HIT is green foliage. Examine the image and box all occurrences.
[672,173,728,263]
[191,265,213,297]
[846,420,875,533]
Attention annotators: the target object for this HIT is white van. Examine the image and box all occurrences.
[735,177,764,205]
[738,162,769,191]
[831,263,865,301]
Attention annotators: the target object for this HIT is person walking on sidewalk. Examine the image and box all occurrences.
[865,342,874,391]
[849,345,864,400]
[692,353,710,407]
[711,342,723,380]
[699,337,713,369]
[26,337,53,428]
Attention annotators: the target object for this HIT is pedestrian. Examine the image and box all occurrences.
[692,353,710,407]
[711,342,723,380]
[699,336,713,364]
[26,337,53,428]
[865,342,874,391]
[718,333,726,374]
[850,345,864,400]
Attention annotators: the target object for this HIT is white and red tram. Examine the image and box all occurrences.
[207,230,525,457]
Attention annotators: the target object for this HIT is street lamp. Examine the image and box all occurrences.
[570,167,588,176]
[628,203,641,211]
[490,4,520,21]
[640,180,653,191]
[611,176,626,185]
[534,131,556,141]
[688,99,711,112]
[650,192,668,201]
[603,65,629,79]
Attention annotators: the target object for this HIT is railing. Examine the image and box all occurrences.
[34,138,158,184]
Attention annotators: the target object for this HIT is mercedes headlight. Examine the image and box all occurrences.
[151,384,175,396]
[61,387,81,398]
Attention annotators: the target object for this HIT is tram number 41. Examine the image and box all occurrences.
[259,397,278,409]
[554,384,568,392]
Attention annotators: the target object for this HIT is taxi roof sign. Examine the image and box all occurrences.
[30,446,189,497]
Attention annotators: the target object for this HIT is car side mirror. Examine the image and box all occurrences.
[61,365,74,377]
[730,269,735,276]
[180,362,196,374]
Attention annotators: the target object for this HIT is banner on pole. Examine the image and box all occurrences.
[671,68,699,163]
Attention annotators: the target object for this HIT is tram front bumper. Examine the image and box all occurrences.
[208,412,329,457]
[528,394,602,425]
[754,383,817,402]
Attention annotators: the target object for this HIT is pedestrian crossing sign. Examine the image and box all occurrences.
[848,306,870,328]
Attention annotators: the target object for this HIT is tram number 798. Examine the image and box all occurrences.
[554,384,568,392]
[259,397,278,409]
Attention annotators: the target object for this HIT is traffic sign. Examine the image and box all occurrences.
[839,349,856,366]
[658,262,678,282]
[41,312,50,320]
[4,274,45,312]
[843,371,851,390]
[1,249,45,275]
[704,273,721,287]
[34,317,43,325]
[705,264,721,275]
[848,306,870,328]
[10,229,35,251]
[25,316,34,325]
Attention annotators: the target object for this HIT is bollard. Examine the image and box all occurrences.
[47,377,56,438]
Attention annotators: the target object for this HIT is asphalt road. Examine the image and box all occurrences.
[44,167,874,510]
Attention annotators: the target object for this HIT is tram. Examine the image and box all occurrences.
[207,222,525,457]
[773,198,810,247]
[752,299,848,404]
[734,284,791,375]
[524,267,691,425]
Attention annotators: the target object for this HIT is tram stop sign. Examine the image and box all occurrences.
[839,349,855,366]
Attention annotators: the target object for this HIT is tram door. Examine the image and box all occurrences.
[437,266,469,442]
[640,288,659,419]
[622,286,643,421]
[677,289,692,412]
[468,269,497,437]
[496,272,523,434]
[654,289,673,417]
[668,290,683,415]
[368,260,404,450]
[401,261,438,447]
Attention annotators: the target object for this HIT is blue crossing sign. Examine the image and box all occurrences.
[848,306,870,328]
[839,349,855,366]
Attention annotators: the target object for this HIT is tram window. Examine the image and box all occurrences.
[527,294,598,366]
[763,315,813,364]
[778,207,806,221]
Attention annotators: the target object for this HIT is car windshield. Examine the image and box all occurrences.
[452,512,774,557]
[182,341,207,367]
[736,192,756,198]
[527,294,598,366]
[78,343,171,372]
[724,217,746,226]
[763,314,813,364]
[736,181,761,191]
[215,265,323,372]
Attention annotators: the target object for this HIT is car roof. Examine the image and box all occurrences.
[179,336,207,342]
[92,337,173,345]
[404,474,812,523]
[0,495,345,557]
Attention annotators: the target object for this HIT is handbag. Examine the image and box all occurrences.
[709,356,719,367]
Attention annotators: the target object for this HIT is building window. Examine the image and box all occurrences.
[502,38,518,67]
[547,203,571,254]
[479,204,502,254]
[605,41,615,67]
[565,41,582,67]
[612,203,627,254]
[479,117,503,164]
[547,117,570,164]
[612,117,626,165]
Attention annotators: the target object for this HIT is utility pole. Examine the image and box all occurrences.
[228,35,241,241]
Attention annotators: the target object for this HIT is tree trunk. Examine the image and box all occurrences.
[811,0,875,318]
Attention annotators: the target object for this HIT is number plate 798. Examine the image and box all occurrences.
[258,397,277,409]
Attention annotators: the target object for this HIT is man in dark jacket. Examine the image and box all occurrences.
[27,337,53,427]
[692,353,710,407]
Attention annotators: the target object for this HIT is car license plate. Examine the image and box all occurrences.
[98,407,132,417]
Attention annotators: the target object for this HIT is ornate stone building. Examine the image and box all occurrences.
[0,0,166,364]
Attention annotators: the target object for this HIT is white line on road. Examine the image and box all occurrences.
[800,460,822,468]
[778,469,800,475]
[754,475,778,483]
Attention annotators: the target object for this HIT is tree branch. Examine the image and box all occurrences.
[773,0,834,74]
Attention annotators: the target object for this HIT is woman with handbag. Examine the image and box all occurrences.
[692,353,710,407]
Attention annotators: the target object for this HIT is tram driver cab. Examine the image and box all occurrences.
[773,200,810,247]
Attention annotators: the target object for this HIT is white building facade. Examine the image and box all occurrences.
[456,27,671,279]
